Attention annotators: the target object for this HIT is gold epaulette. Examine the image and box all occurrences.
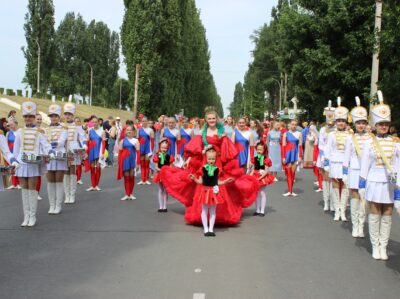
[37,128,45,134]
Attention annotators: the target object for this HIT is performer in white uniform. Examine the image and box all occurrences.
[318,101,335,211]
[13,102,54,227]
[0,134,19,191]
[45,104,68,215]
[342,97,372,237]
[63,103,87,204]
[359,91,399,260]
[324,97,351,221]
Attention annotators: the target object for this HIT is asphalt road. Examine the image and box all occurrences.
[0,167,399,299]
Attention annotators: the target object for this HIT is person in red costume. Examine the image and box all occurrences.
[160,108,260,225]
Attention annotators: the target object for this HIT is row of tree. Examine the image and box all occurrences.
[231,0,400,126]
[122,0,223,119]
[23,0,123,108]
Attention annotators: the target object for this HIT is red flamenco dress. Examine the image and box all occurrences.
[160,135,260,225]
[253,155,275,187]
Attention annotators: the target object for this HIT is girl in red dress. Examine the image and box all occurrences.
[160,108,260,225]
[251,141,275,216]
[153,138,174,212]
[189,147,234,236]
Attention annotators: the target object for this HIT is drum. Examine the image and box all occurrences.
[21,153,43,164]
[0,165,15,175]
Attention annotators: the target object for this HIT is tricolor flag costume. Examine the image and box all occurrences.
[138,123,154,185]
[6,123,20,189]
[0,133,18,191]
[85,122,106,191]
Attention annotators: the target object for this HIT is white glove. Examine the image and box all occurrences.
[11,161,19,169]
[49,153,55,160]
[395,201,400,216]
[358,188,366,200]
[213,185,219,194]
[324,166,329,172]
[342,175,348,186]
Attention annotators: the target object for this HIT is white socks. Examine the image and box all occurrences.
[201,204,217,233]
[256,187,267,214]
[158,184,167,209]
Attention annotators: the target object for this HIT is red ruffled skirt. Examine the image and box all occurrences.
[152,172,161,183]
[194,186,224,205]
[253,170,275,187]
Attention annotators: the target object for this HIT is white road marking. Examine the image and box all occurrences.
[193,293,205,299]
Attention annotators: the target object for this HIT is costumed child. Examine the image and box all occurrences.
[137,117,154,185]
[251,141,275,217]
[189,147,234,236]
[0,132,19,192]
[117,125,140,200]
[6,117,20,189]
[153,138,175,212]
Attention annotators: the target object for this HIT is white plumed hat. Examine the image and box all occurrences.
[48,104,62,116]
[324,100,335,124]
[22,101,37,116]
[63,102,76,115]
[371,90,391,126]
[350,96,368,124]
[334,97,349,121]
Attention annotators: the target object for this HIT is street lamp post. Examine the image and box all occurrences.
[370,0,383,105]
[87,63,93,106]
[36,39,40,95]
[119,79,122,110]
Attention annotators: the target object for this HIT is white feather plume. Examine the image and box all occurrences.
[355,96,361,107]
[337,97,341,107]
[377,90,384,104]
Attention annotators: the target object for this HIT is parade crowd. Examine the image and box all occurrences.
[0,93,399,260]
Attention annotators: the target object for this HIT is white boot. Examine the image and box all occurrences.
[322,181,329,211]
[333,188,340,221]
[69,174,77,204]
[27,190,38,227]
[21,189,30,227]
[54,182,64,214]
[358,198,366,238]
[329,182,335,211]
[369,214,381,260]
[340,187,349,221]
[47,182,56,214]
[379,215,392,261]
[350,198,359,237]
[64,175,71,204]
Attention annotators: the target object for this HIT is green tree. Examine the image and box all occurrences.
[228,82,244,117]
[22,0,56,96]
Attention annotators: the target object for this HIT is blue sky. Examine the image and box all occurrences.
[0,0,275,113]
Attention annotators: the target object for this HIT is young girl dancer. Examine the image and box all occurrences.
[282,120,303,197]
[0,133,18,191]
[118,125,140,200]
[160,117,181,160]
[85,117,106,191]
[138,117,154,185]
[74,117,85,185]
[232,117,254,171]
[343,97,372,237]
[252,141,275,216]
[14,102,54,227]
[189,147,234,236]
[324,98,351,221]
[6,118,20,189]
[360,91,399,260]
[35,113,43,200]
[153,138,174,212]
[46,104,68,214]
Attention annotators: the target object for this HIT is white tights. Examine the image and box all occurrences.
[158,184,168,209]
[201,204,217,233]
[256,186,267,214]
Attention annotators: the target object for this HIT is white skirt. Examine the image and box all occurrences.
[16,164,41,177]
[366,181,394,204]
[348,168,360,189]
[329,162,343,179]
[47,159,68,171]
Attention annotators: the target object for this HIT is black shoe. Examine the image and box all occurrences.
[204,232,210,237]
[209,232,216,237]
[259,213,265,217]
[158,209,163,213]
[253,212,260,216]
[163,209,168,213]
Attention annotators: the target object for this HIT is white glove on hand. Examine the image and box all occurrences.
[395,201,400,216]
[49,153,55,160]
[358,188,366,200]
[324,166,329,172]
[11,161,19,169]
[213,185,219,194]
